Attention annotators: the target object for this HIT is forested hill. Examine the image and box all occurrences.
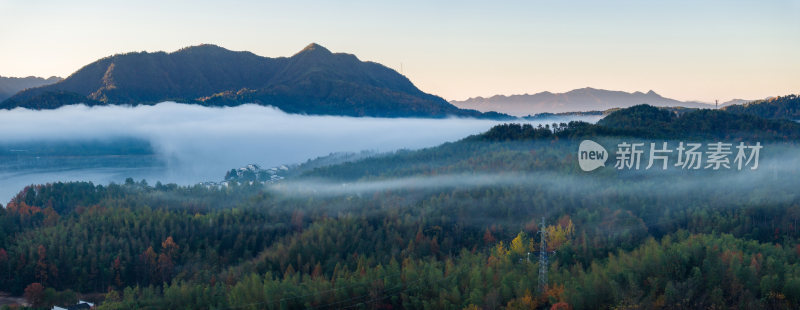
[0,44,509,119]
[722,94,800,121]
[2,109,800,308]
[477,104,800,142]
[299,104,800,181]
[0,75,62,102]
[3,123,800,309]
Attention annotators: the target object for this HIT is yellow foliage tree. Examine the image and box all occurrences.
[546,218,574,251]
[505,289,540,309]
[510,231,531,256]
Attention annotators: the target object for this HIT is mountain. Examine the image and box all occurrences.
[596,104,800,140]
[450,87,714,116]
[475,104,800,142]
[722,94,800,120]
[1,44,508,119]
[719,98,753,107]
[0,75,62,102]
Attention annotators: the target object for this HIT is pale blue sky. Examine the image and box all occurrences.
[1,0,798,102]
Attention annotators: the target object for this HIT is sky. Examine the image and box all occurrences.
[0,0,798,102]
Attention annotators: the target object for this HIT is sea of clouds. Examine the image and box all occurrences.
[0,102,601,203]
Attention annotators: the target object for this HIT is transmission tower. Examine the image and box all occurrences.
[537,217,549,292]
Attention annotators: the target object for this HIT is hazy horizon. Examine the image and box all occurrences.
[1,0,797,103]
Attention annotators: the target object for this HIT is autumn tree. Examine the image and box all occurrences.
[140,246,158,284]
[161,236,179,260]
[24,282,44,307]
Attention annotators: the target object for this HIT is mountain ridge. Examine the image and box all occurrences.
[451,88,723,116]
[0,75,62,102]
[2,44,508,119]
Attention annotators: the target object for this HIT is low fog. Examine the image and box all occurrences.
[0,102,601,203]
[268,150,797,231]
[271,156,793,205]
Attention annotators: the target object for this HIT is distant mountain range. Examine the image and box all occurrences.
[1,44,508,119]
[0,76,62,102]
[450,88,743,116]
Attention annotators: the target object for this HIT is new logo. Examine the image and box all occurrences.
[578,140,607,171]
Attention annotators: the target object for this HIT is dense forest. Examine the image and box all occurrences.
[2,105,800,309]
[723,95,800,121]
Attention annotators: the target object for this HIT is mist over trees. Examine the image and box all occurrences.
[1,103,800,309]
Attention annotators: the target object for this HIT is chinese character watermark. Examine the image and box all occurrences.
[578,140,762,172]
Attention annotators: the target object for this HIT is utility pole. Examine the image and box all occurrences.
[537,217,549,292]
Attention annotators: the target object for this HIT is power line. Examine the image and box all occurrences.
[537,217,549,292]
